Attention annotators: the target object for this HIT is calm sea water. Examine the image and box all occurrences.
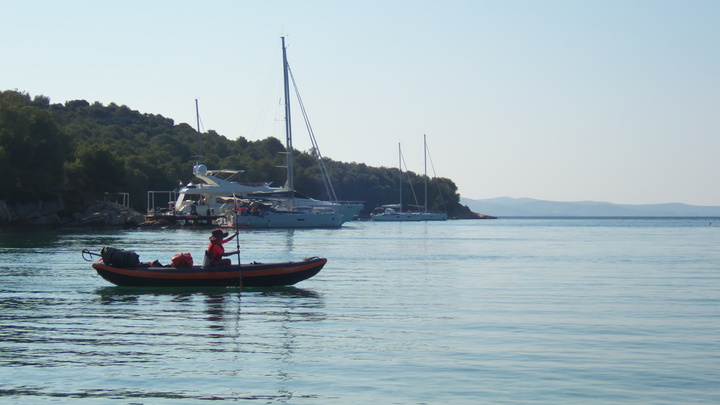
[1,218,719,404]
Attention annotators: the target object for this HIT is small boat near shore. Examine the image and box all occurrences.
[371,135,448,222]
[83,248,326,287]
[370,204,448,221]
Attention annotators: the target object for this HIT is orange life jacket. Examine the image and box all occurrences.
[206,241,225,264]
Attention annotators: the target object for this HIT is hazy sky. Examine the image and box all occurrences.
[3,1,719,205]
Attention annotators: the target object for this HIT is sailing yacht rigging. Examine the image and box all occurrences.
[371,135,448,221]
[169,37,362,228]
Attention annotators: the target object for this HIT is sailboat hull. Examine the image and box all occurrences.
[233,210,343,228]
[371,212,448,221]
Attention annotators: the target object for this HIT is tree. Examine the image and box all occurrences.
[0,90,71,200]
[64,145,126,199]
[0,89,470,217]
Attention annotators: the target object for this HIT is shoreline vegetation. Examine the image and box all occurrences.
[0,89,491,227]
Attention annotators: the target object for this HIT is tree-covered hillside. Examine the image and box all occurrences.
[0,90,473,218]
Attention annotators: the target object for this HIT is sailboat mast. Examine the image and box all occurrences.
[398,143,403,211]
[195,99,202,163]
[424,134,428,213]
[282,36,294,193]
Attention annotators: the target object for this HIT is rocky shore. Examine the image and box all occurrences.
[459,212,497,219]
[0,197,145,228]
[449,204,497,219]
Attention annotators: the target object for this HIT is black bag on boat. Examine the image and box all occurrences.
[101,247,140,267]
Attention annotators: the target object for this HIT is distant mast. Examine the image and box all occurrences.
[424,134,428,213]
[194,99,202,164]
[398,143,403,211]
[282,36,294,194]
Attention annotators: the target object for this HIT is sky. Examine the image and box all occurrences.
[2,0,719,206]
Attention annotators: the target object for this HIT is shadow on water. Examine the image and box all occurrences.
[94,285,322,302]
[0,229,130,252]
[0,229,63,248]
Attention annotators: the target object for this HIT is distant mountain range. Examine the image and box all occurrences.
[460,197,720,217]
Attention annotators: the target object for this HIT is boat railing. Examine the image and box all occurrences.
[147,190,178,216]
[104,192,130,208]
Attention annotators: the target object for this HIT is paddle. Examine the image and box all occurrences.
[233,193,242,288]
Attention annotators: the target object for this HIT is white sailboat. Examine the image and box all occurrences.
[171,37,362,228]
[371,135,448,222]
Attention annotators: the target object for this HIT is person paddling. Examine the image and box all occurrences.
[205,229,239,267]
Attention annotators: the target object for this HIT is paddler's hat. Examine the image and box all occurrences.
[210,228,228,241]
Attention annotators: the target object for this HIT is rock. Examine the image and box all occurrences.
[139,217,178,228]
[67,201,146,228]
[0,200,10,223]
[30,213,63,226]
[0,195,65,225]
[0,196,146,228]
[449,204,497,219]
[42,197,65,217]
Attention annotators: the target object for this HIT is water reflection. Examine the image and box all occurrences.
[93,286,326,326]
[252,286,321,299]
[94,286,241,302]
[203,293,234,330]
[0,229,62,248]
[285,229,295,252]
[90,283,327,401]
[94,286,321,301]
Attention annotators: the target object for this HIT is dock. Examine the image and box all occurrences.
[144,214,221,226]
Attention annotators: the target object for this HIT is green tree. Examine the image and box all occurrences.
[0,89,472,217]
[0,90,71,200]
[64,145,126,199]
